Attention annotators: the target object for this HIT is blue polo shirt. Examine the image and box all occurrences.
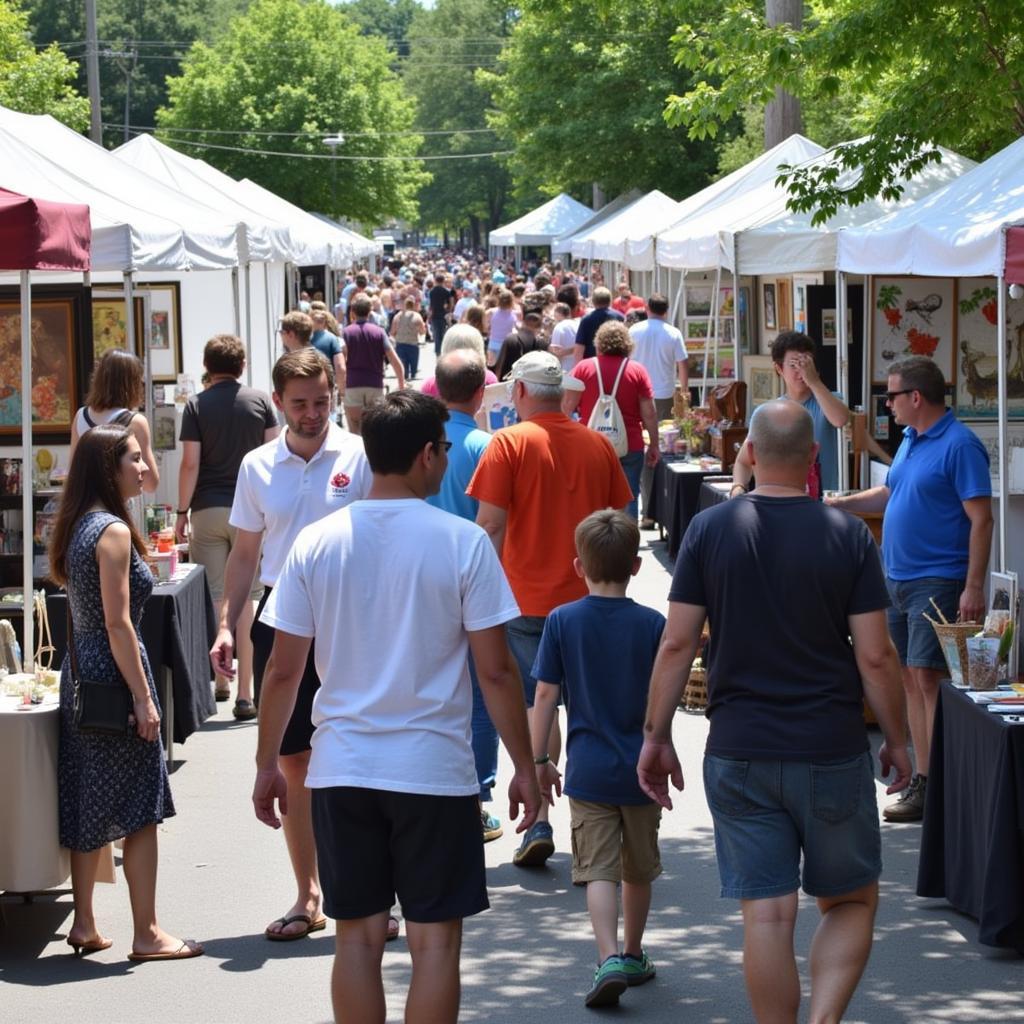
[426,410,491,521]
[882,410,991,581]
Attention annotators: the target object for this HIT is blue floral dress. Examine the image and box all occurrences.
[58,510,174,851]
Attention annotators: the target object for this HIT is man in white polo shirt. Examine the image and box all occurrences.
[253,390,540,1024]
[210,347,371,942]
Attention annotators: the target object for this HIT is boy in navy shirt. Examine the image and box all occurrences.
[530,510,666,1008]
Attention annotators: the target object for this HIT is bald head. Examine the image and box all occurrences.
[748,399,815,470]
[436,348,486,407]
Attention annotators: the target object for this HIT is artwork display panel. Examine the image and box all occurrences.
[872,277,956,384]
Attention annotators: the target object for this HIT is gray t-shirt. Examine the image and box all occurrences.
[179,380,277,511]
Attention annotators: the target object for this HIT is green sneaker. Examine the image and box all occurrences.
[584,955,628,1008]
[621,950,656,986]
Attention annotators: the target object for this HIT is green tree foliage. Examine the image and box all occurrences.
[666,0,1024,223]
[402,0,525,243]
[478,0,720,203]
[338,0,419,55]
[21,0,250,147]
[0,1,88,128]
[157,0,427,224]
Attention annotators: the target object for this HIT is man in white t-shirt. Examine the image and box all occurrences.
[210,347,372,943]
[548,302,580,370]
[452,285,477,323]
[628,292,688,420]
[254,390,540,1024]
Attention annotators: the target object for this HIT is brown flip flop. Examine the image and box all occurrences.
[265,913,327,942]
[127,939,204,962]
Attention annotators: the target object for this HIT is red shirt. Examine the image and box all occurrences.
[612,295,646,317]
[571,356,653,452]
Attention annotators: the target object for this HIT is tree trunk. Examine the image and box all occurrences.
[764,0,803,149]
[469,215,481,250]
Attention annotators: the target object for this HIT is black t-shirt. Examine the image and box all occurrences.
[574,307,624,359]
[179,381,277,511]
[428,285,452,318]
[669,495,890,761]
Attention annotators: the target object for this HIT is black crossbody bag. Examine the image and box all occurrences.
[67,600,134,737]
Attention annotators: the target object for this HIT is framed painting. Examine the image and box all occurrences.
[872,277,956,384]
[763,282,777,330]
[744,355,780,408]
[136,282,183,382]
[776,279,792,331]
[685,285,713,318]
[965,422,1024,489]
[956,277,1024,418]
[686,319,710,342]
[686,344,711,381]
[0,286,90,441]
[715,345,737,380]
[91,293,145,360]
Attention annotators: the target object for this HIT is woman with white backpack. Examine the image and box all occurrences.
[563,320,660,520]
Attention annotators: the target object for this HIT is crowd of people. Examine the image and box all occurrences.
[48,246,994,1023]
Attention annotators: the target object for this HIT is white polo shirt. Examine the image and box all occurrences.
[629,317,688,399]
[262,499,520,796]
[229,423,371,586]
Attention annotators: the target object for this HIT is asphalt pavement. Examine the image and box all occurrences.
[3,343,1022,1022]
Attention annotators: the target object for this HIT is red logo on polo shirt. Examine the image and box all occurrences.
[330,471,351,495]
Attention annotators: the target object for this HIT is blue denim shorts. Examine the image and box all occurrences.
[886,576,963,670]
[703,753,882,900]
[508,614,562,708]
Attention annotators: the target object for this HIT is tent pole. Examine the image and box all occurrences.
[997,273,1008,571]
[670,272,684,332]
[862,276,871,410]
[706,265,721,407]
[232,267,242,337]
[836,272,849,491]
[19,270,34,673]
[127,271,146,535]
[244,262,253,387]
[733,272,740,386]
[265,262,275,389]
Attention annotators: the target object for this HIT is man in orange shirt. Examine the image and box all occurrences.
[468,351,633,867]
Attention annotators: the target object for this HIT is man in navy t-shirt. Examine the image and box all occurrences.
[639,399,910,1024]
[828,356,992,822]
[573,287,624,362]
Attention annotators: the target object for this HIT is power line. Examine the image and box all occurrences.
[112,123,499,139]
[136,134,511,162]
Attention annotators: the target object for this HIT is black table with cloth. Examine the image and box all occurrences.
[643,458,723,559]
[917,682,1024,953]
[47,562,216,758]
[699,478,734,514]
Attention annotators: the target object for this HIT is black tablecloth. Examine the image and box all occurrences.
[645,459,723,558]
[699,478,733,514]
[47,563,216,744]
[917,683,1024,952]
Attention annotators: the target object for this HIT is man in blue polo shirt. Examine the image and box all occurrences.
[827,357,992,822]
[427,347,503,843]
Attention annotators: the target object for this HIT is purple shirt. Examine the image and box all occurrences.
[343,319,388,388]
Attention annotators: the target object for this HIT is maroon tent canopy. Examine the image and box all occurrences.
[1007,226,1024,287]
[0,187,90,271]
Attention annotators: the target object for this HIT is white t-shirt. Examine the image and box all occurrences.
[549,318,580,369]
[229,423,371,585]
[262,499,520,796]
[453,295,475,321]
[629,317,688,399]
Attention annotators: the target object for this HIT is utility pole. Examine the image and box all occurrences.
[85,0,102,144]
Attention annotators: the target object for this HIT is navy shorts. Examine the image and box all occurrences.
[886,576,963,671]
[311,787,488,923]
[703,753,882,900]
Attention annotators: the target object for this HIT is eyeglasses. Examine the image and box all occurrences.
[885,388,916,402]
[433,440,453,453]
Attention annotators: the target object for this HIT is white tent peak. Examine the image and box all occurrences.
[489,193,593,248]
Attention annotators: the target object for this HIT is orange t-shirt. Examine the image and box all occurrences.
[467,413,634,616]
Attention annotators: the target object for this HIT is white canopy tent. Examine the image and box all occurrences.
[837,134,1024,568]
[550,191,642,257]
[489,193,593,262]
[570,190,680,267]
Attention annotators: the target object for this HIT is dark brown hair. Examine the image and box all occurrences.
[350,294,372,318]
[85,349,144,411]
[203,334,246,377]
[575,509,640,584]
[888,356,947,405]
[272,347,333,395]
[49,425,147,586]
[770,330,815,365]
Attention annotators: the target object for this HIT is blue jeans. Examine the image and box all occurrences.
[395,342,419,380]
[886,576,963,670]
[468,652,499,802]
[506,615,547,707]
[430,316,448,356]
[703,753,881,900]
[620,450,644,520]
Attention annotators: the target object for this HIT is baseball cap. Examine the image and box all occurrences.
[507,350,584,392]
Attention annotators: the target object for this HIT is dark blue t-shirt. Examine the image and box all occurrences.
[532,596,665,805]
[670,495,890,761]
[574,307,625,359]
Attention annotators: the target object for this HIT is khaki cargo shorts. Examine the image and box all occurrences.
[569,797,662,886]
